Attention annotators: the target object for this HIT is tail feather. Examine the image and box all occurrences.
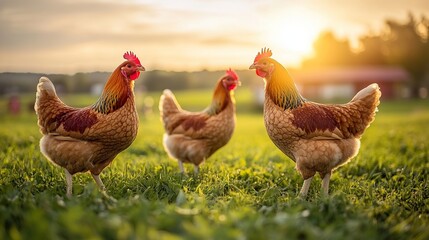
[35,77,67,134]
[351,83,381,104]
[35,77,58,113]
[36,77,57,96]
[159,89,181,118]
[348,83,382,136]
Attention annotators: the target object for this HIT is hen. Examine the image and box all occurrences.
[249,48,381,197]
[159,69,240,174]
[35,51,145,197]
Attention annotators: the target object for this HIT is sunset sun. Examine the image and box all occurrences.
[263,9,324,66]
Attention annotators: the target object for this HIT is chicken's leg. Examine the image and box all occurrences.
[178,161,185,173]
[321,172,331,195]
[65,169,73,197]
[91,173,106,192]
[193,165,199,174]
[299,176,313,197]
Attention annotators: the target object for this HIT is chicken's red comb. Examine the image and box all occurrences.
[123,51,141,66]
[254,47,272,63]
[226,68,238,80]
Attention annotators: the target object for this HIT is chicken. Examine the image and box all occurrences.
[35,51,145,197]
[249,48,381,197]
[159,69,240,174]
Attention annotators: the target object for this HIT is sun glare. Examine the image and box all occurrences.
[264,9,323,66]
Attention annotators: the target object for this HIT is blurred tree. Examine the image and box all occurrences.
[383,13,429,98]
[143,70,191,91]
[356,35,387,65]
[302,31,357,68]
[73,73,88,93]
[63,74,76,93]
[301,13,429,98]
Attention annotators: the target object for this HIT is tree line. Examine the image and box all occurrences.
[1,13,427,98]
[302,13,429,98]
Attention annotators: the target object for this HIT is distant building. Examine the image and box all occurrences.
[91,83,104,96]
[291,67,410,100]
[8,94,21,115]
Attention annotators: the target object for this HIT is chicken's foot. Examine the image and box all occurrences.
[65,169,73,198]
[91,174,106,192]
[193,165,199,175]
[178,161,185,173]
[321,172,331,195]
[299,176,313,198]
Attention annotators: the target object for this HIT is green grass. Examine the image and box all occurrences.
[0,90,428,240]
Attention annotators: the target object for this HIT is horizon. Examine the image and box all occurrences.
[1,0,428,74]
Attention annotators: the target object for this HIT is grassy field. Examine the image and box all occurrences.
[0,89,428,240]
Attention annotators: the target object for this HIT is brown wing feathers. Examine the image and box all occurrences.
[291,99,378,139]
[291,104,339,135]
[52,109,99,134]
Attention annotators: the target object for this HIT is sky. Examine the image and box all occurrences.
[1,0,429,74]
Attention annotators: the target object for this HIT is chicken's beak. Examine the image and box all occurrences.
[249,63,257,69]
[138,65,146,72]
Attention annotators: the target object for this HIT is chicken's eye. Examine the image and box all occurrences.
[127,64,132,68]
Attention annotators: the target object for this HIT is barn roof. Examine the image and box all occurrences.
[291,66,410,84]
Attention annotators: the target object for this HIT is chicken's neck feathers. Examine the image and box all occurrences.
[92,69,134,114]
[266,61,305,110]
[205,81,233,115]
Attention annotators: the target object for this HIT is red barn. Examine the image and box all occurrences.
[291,67,410,100]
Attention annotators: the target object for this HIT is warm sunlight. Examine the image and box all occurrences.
[263,8,324,66]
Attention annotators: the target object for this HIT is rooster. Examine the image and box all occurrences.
[35,51,145,197]
[159,69,240,174]
[249,48,381,197]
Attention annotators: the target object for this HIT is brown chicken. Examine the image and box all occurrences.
[249,48,381,197]
[159,69,240,174]
[35,51,145,197]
